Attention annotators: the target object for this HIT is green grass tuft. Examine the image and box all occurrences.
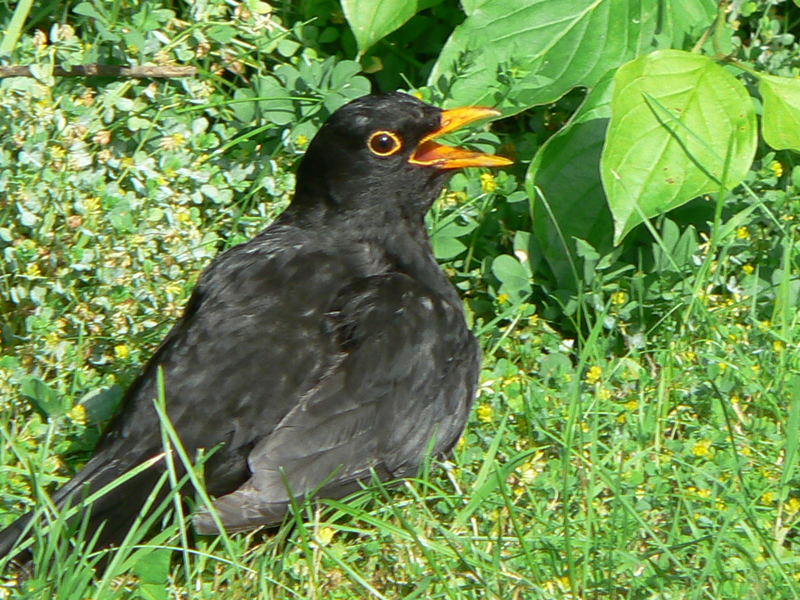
[1,1,799,597]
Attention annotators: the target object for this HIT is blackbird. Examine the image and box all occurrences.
[0,92,511,560]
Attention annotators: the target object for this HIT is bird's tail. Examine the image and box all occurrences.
[0,511,35,568]
[0,451,166,568]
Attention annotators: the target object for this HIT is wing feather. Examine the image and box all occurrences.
[194,272,479,533]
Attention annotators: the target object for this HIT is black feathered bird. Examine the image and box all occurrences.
[0,92,511,559]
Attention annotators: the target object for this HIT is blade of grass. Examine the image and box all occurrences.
[0,0,34,55]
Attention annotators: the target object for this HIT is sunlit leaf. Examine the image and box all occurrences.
[527,71,615,289]
[601,50,756,243]
[342,0,419,55]
[492,254,532,301]
[429,0,661,113]
[759,74,800,152]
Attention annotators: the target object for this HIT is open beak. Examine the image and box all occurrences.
[409,106,512,169]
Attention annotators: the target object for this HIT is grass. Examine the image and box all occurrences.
[1,3,799,598]
[2,165,798,597]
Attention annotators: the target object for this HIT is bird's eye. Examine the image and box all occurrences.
[368,131,402,156]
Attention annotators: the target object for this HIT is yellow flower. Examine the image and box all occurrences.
[543,576,571,593]
[760,466,777,479]
[114,344,130,359]
[585,365,603,385]
[68,404,87,426]
[785,498,800,514]
[480,172,497,193]
[448,191,467,205]
[83,196,102,213]
[25,263,42,277]
[496,293,509,305]
[624,399,638,411]
[316,527,335,545]
[476,404,493,423]
[736,226,750,240]
[773,340,784,353]
[611,291,627,305]
[295,134,308,147]
[761,491,775,505]
[692,439,713,457]
[769,161,783,177]
[160,133,186,151]
[518,462,538,485]
[742,264,754,275]
[165,282,183,296]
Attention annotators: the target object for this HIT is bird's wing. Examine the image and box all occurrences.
[46,237,352,538]
[100,239,348,455]
[193,272,480,533]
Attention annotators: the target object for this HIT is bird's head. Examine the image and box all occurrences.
[293,92,511,217]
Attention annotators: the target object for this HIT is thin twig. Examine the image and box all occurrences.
[0,64,197,78]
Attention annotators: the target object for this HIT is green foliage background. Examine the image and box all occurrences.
[0,0,799,598]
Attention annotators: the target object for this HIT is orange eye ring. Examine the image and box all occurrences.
[368,130,402,156]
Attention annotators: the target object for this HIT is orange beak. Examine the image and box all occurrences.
[409,106,513,170]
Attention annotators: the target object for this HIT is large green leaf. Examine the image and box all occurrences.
[428,0,660,113]
[601,50,757,243]
[492,254,532,302]
[132,548,171,600]
[342,0,419,56]
[659,0,719,48]
[231,75,295,125]
[21,376,63,417]
[430,220,475,260]
[459,0,486,14]
[527,71,615,290]
[759,74,800,152]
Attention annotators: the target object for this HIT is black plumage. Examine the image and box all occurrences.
[0,92,510,558]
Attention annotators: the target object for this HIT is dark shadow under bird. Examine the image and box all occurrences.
[0,92,511,562]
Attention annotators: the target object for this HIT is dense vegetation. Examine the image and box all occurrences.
[1,0,799,597]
